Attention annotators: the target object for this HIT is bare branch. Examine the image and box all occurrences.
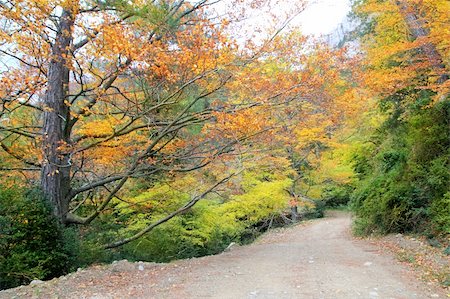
[0,167,40,171]
[104,172,237,249]
[0,142,41,167]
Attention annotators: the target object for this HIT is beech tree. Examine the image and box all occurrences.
[1,0,360,248]
[1,0,313,235]
[0,0,250,225]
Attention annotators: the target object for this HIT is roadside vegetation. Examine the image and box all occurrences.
[0,0,448,290]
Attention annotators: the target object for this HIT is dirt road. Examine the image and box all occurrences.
[1,211,447,299]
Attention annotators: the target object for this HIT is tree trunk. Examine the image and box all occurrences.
[291,205,299,222]
[41,9,74,224]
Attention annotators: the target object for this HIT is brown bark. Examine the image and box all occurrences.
[41,9,74,224]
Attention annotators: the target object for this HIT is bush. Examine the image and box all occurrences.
[321,183,353,208]
[103,171,293,262]
[119,202,238,263]
[305,200,326,218]
[350,97,449,237]
[0,186,73,290]
[430,192,450,235]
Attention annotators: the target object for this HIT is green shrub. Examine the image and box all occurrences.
[0,186,73,290]
[104,172,293,262]
[321,183,353,208]
[430,192,450,235]
[302,200,325,218]
[119,200,238,263]
[350,97,449,237]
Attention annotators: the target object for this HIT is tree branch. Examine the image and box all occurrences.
[104,172,237,249]
[0,142,41,167]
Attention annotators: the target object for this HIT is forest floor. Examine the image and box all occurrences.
[1,211,448,299]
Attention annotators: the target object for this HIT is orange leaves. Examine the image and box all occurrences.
[205,107,270,141]
[99,24,138,58]
[356,0,450,100]
[159,138,187,155]
[334,89,365,119]
[77,118,115,138]
[0,1,52,55]
[89,144,129,167]
[1,0,364,208]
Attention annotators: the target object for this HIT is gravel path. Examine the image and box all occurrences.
[1,211,447,299]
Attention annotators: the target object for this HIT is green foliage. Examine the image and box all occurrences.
[321,183,354,208]
[444,246,450,256]
[350,97,450,237]
[92,171,292,262]
[352,149,372,179]
[351,174,419,235]
[0,186,74,290]
[303,199,326,219]
[119,200,238,262]
[430,192,450,234]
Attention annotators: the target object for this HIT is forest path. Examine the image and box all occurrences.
[177,211,445,299]
[1,211,447,299]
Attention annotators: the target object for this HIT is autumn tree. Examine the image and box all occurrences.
[348,0,449,237]
[207,31,362,218]
[2,0,328,246]
[355,0,449,101]
[0,0,248,225]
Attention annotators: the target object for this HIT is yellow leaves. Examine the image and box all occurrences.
[86,134,145,168]
[71,113,150,171]
[1,1,52,49]
[363,67,409,96]
[357,0,450,100]
[77,117,115,138]
[159,138,187,155]
[295,127,327,144]
[60,0,79,13]
[206,108,268,140]
[296,200,315,209]
[89,145,126,166]
[334,89,362,119]
[94,22,139,59]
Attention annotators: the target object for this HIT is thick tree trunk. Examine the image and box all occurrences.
[41,9,74,224]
